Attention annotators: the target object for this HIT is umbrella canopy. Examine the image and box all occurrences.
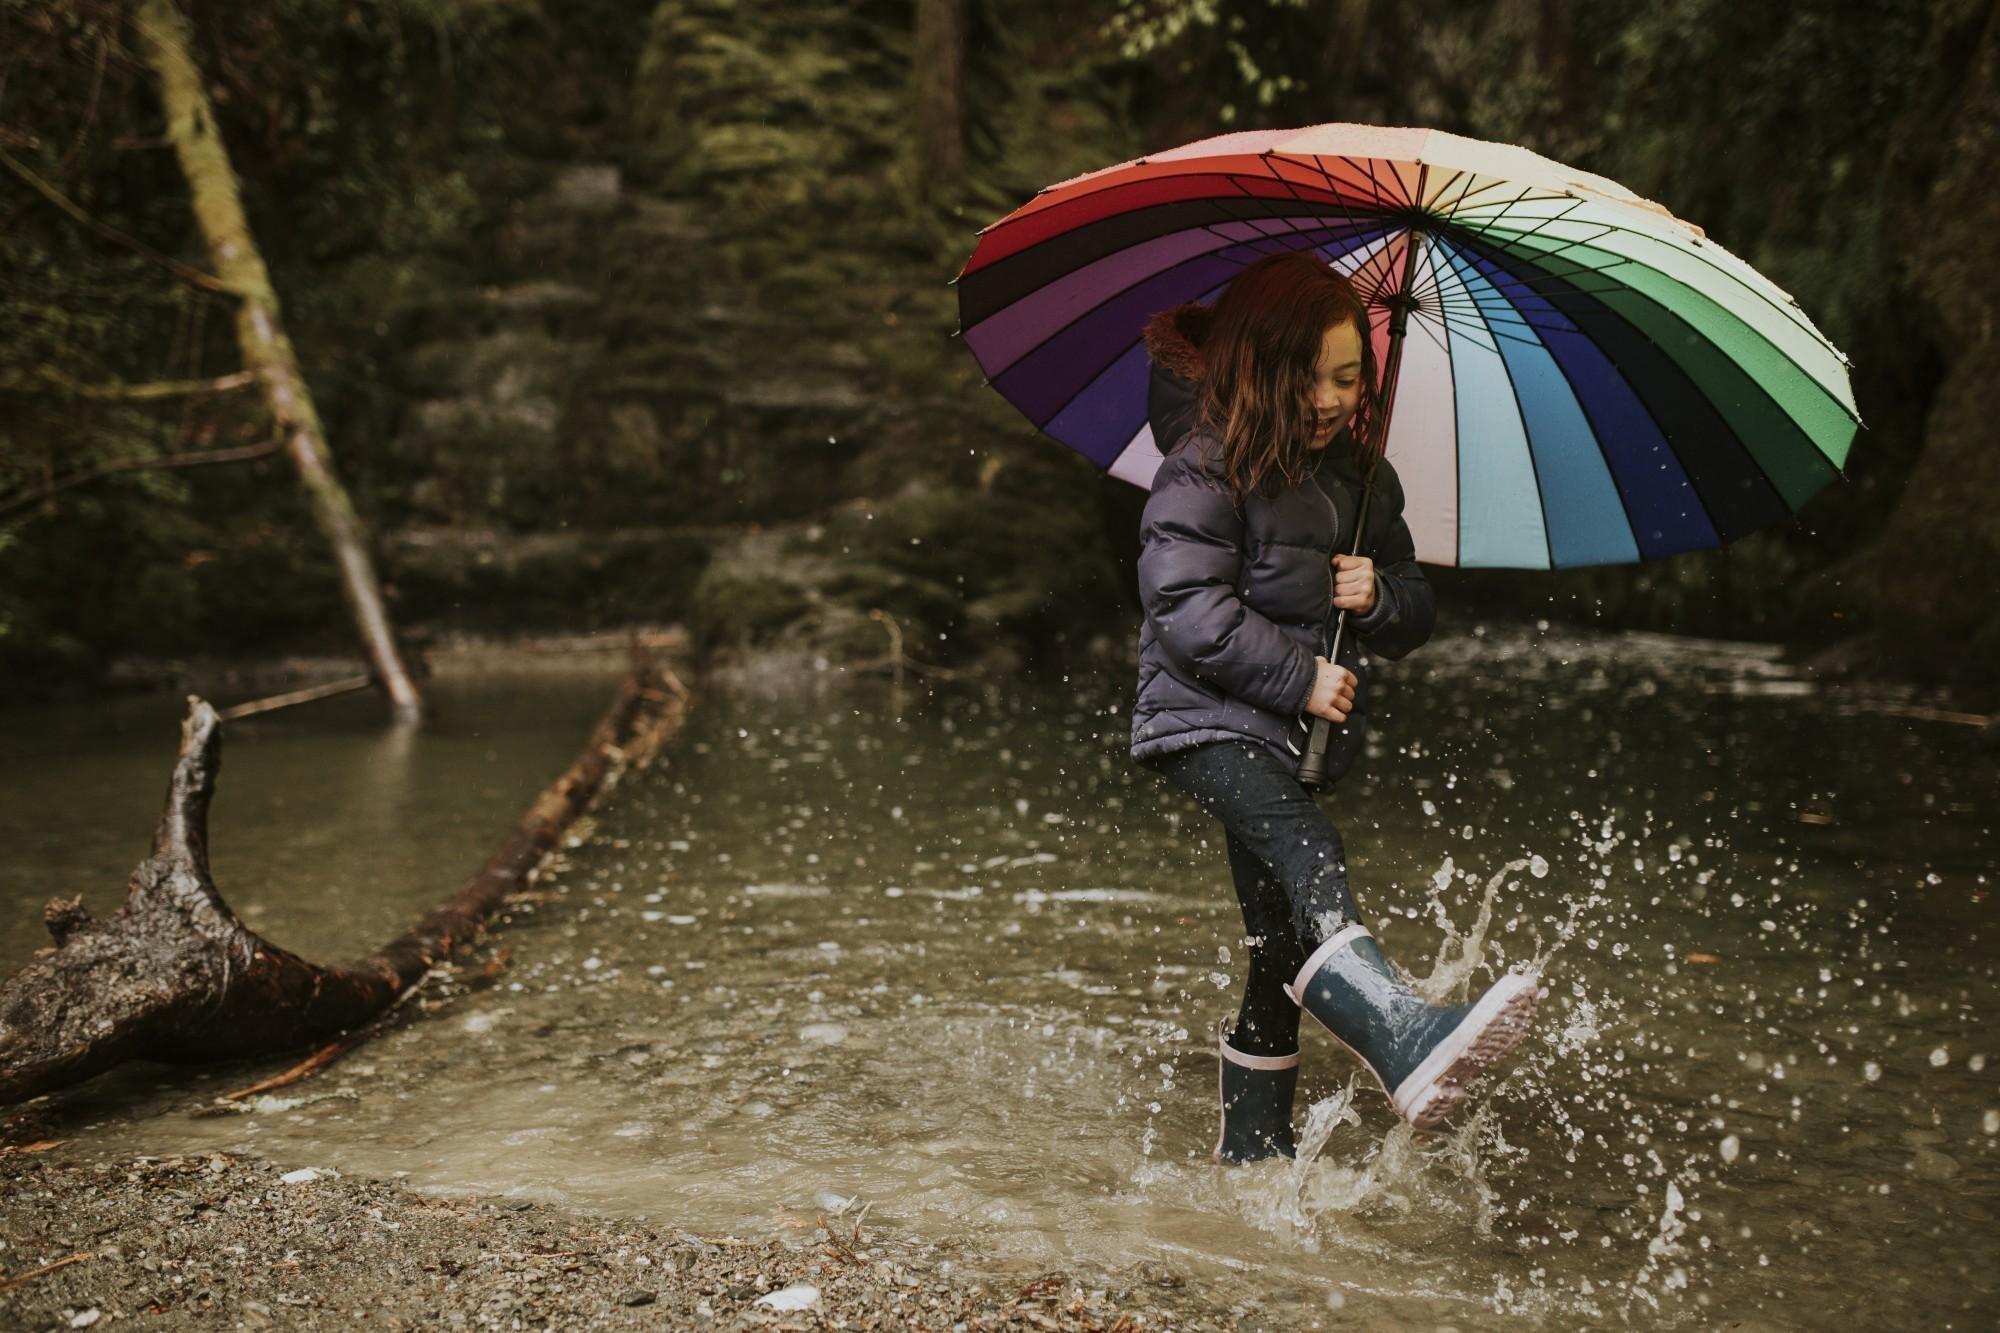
[957,124,1860,569]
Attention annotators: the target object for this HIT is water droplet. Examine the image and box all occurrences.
[1719,1135,1740,1164]
[1863,1061,1883,1082]
[1929,1046,1949,1068]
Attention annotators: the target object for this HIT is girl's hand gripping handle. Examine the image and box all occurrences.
[1305,657,1356,723]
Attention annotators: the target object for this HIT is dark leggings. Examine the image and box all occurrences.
[1148,739,1360,1058]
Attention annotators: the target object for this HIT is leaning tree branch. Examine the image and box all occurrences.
[0,653,688,1106]
[0,437,281,518]
[0,145,233,295]
[0,367,256,400]
[135,0,424,721]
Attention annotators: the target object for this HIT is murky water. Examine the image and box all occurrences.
[6,631,1996,1328]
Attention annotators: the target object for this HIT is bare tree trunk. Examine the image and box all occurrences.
[0,654,688,1106]
[132,0,424,722]
[914,0,967,188]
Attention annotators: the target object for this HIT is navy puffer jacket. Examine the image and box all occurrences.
[1130,303,1435,782]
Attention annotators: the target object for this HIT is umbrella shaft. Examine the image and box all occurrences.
[1299,229,1425,789]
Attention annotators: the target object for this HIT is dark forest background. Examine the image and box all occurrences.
[3,0,1995,698]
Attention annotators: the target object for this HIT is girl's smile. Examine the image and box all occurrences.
[1310,320,1363,449]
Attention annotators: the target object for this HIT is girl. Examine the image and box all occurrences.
[1131,250,1539,1162]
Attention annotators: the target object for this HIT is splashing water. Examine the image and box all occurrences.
[6,627,1996,1328]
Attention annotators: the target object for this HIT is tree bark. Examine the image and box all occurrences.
[132,0,425,722]
[914,0,967,189]
[0,654,688,1107]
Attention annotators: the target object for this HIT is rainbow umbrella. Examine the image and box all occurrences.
[955,123,1860,570]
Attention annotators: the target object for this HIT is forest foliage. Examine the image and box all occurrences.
[1,0,1993,693]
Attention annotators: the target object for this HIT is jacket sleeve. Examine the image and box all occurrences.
[1136,451,1318,715]
[1347,460,1436,661]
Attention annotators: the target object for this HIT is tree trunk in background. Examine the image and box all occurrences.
[0,655,687,1106]
[914,0,967,188]
[133,0,424,722]
[1855,0,2000,671]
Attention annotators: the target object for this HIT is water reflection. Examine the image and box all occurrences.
[7,629,1996,1327]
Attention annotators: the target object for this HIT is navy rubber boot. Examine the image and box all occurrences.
[1214,1025,1300,1164]
[1286,925,1539,1130]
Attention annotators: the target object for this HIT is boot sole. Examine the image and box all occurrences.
[1394,971,1540,1129]
[1307,970,1541,1131]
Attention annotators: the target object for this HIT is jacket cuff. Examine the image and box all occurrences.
[1349,574,1397,635]
[1284,648,1319,716]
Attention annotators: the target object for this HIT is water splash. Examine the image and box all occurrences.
[1409,855,1516,1002]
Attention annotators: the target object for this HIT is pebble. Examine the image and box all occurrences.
[754,1284,820,1311]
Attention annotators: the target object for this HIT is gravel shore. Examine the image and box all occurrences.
[0,1150,1240,1331]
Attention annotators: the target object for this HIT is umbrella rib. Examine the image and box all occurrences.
[1247,155,1412,301]
[1212,166,1347,260]
[1292,152,1412,300]
[1403,231,1458,359]
[1429,298,1576,350]
[1251,152,1390,252]
[1362,153,1413,213]
[1348,204,1413,308]
[1460,194,1597,261]
[1312,156,1404,305]
[1404,214,1460,318]
[1431,173,1544,217]
[1199,167,1399,272]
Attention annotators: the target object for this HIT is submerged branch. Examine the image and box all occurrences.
[0,652,689,1106]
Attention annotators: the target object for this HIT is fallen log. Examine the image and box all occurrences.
[0,654,689,1106]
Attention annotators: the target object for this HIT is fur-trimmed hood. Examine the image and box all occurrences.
[1141,302,1213,453]
[1142,302,1212,383]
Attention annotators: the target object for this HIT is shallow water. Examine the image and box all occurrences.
[6,630,1996,1328]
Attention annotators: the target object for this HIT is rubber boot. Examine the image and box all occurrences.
[1285,924,1539,1130]
[1214,1023,1299,1164]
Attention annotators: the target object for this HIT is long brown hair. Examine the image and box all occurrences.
[1192,250,1380,504]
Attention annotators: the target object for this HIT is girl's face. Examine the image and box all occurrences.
[1309,319,1364,449]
